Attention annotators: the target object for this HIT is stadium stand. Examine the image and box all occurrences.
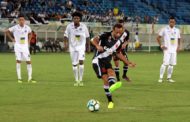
[1,0,190,24]
[1,0,190,52]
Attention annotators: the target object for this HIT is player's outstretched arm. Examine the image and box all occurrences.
[64,36,69,51]
[116,52,136,67]
[28,32,32,45]
[121,40,128,49]
[5,30,15,42]
[177,38,181,52]
[157,35,167,50]
[86,37,91,52]
[91,36,103,52]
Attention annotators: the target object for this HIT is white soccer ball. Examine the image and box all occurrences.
[87,99,100,112]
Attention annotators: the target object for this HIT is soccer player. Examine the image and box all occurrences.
[5,14,36,83]
[113,19,131,81]
[157,16,181,83]
[91,24,136,108]
[64,12,90,86]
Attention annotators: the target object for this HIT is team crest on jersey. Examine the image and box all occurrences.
[115,44,119,48]
[25,30,27,33]
[79,28,82,31]
[108,36,111,42]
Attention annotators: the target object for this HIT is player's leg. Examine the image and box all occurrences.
[159,52,169,82]
[26,60,36,83]
[107,68,122,93]
[78,51,85,86]
[113,55,120,81]
[167,53,177,82]
[102,74,114,109]
[92,60,114,109]
[15,51,22,83]
[23,51,36,83]
[33,44,36,54]
[70,51,79,86]
[122,53,131,81]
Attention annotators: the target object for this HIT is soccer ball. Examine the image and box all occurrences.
[87,99,100,112]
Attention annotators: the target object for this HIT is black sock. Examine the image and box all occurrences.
[104,85,113,102]
[108,76,116,87]
[114,67,120,81]
[123,66,128,77]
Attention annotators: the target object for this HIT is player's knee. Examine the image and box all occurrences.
[79,60,84,65]
[107,69,115,77]
[101,75,109,84]
[26,61,31,64]
[16,60,21,63]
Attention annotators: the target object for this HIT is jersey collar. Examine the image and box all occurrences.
[72,22,81,29]
[17,24,26,29]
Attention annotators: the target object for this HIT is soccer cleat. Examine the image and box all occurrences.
[28,79,37,83]
[167,78,175,83]
[17,79,23,83]
[108,102,114,109]
[158,78,163,83]
[109,82,122,93]
[74,81,79,86]
[79,81,84,87]
[122,76,131,82]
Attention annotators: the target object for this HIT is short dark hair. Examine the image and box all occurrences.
[169,16,175,20]
[72,11,82,19]
[18,14,25,18]
[118,19,124,24]
[113,23,123,30]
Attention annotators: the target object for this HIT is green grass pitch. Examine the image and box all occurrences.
[0,52,190,122]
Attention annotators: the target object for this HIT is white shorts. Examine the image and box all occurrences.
[15,50,31,61]
[163,52,177,65]
[70,51,85,65]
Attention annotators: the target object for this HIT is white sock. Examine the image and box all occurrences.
[16,63,21,79]
[167,65,173,79]
[73,66,79,82]
[27,64,32,81]
[160,64,166,79]
[79,64,84,81]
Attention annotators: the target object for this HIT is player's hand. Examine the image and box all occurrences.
[122,43,127,49]
[160,45,167,50]
[107,48,113,54]
[176,46,180,52]
[96,45,104,52]
[64,45,69,51]
[12,39,15,42]
[128,62,136,68]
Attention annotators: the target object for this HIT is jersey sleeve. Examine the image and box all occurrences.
[159,28,164,37]
[124,30,130,41]
[178,29,181,39]
[28,26,32,33]
[84,25,90,38]
[98,32,108,46]
[8,26,15,33]
[64,25,69,38]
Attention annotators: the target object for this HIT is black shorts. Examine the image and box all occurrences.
[92,59,112,79]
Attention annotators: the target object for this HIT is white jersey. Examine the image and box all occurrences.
[8,24,31,52]
[159,26,180,53]
[64,22,89,52]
